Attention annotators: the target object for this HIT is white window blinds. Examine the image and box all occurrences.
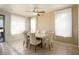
[55,8,72,37]
[11,15,26,35]
[31,16,36,33]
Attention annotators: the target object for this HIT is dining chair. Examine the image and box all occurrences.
[43,32,54,51]
[23,31,29,48]
[29,33,41,52]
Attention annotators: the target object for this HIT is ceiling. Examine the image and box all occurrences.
[0,4,73,17]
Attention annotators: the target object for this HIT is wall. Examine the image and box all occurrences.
[72,5,78,44]
[78,5,79,47]
[37,12,55,32]
[36,5,78,45]
[25,17,30,32]
[0,9,11,42]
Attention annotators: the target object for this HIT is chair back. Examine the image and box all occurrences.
[23,31,28,42]
[30,33,36,44]
[44,32,54,45]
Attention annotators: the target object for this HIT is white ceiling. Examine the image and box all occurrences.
[0,4,73,17]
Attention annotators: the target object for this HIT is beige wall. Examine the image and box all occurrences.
[36,5,78,45]
[37,12,55,32]
[72,5,78,44]
[78,5,79,47]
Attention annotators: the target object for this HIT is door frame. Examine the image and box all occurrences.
[0,14,5,42]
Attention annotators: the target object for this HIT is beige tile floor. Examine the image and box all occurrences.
[0,39,79,55]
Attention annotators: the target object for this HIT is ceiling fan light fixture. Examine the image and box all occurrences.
[33,13,38,15]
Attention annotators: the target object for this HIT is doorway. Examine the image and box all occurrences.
[0,15,5,42]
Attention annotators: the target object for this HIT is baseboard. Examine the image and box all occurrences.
[6,37,24,43]
[53,40,78,47]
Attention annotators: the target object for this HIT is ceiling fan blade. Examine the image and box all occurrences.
[37,11,45,13]
[37,14,40,16]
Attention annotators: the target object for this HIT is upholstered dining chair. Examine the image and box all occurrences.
[43,32,54,51]
[29,33,41,52]
[23,31,29,48]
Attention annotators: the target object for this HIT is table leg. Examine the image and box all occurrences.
[41,38,42,48]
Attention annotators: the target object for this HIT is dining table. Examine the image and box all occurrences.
[27,32,54,47]
[35,33,47,47]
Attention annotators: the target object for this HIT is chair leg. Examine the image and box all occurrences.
[51,43,53,48]
[44,43,46,47]
[26,42,28,48]
[45,43,46,46]
[41,39,42,48]
[49,45,51,51]
[41,43,42,48]
[23,41,25,46]
[35,46,36,52]
[30,44,31,49]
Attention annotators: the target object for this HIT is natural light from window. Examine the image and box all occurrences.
[11,15,26,35]
[55,8,72,37]
[31,16,36,33]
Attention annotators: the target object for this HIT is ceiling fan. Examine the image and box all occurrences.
[25,6,45,16]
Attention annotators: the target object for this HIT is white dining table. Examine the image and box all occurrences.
[35,33,47,40]
[35,32,54,38]
[27,32,54,47]
[35,33,47,47]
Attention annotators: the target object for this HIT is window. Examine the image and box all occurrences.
[55,8,72,37]
[31,16,36,33]
[11,15,26,35]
